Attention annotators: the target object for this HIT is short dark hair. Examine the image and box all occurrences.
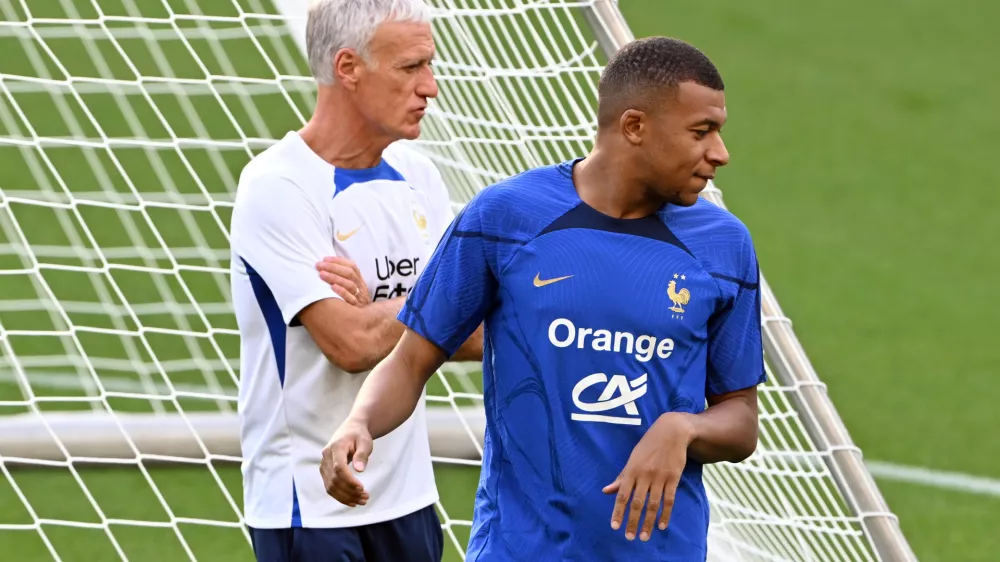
[597,36,724,127]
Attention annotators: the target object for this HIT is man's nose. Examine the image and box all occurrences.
[708,135,730,167]
[417,67,439,99]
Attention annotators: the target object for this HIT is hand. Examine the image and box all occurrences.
[602,412,695,541]
[316,256,370,306]
[320,419,374,507]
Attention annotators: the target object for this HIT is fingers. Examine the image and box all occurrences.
[316,258,365,305]
[610,472,634,533]
[330,283,360,306]
[351,433,373,472]
[318,262,356,281]
[347,260,364,284]
[657,475,679,532]
[624,479,650,541]
[320,441,368,507]
[346,259,369,302]
[321,256,363,280]
[602,470,623,495]
[640,480,665,541]
[330,472,368,507]
[607,469,675,541]
[317,262,357,290]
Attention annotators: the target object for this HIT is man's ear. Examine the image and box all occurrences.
[333,48,362,90]
[620,109,646,146]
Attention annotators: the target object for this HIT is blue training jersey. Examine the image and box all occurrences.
[398,159,766,561]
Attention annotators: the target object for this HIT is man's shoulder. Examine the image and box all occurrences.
[663,195,757,278]
[473,160,575,212]
[236,135,328,211]
[455,161,577,243]
[493,160,571,190]
[383,141,435,171]
[667,196,753,244]
[239,132,328,193]
[382,142,443,187]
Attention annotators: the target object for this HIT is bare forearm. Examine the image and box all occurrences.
[351,330,447,439]
[677,394,758,464]
[301,297,406,373]
[351,354,426,440]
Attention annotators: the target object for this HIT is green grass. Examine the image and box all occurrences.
[0,3,491,559]
[620,0,1000,560]
[0,463,480,562]
[1,0,998,561]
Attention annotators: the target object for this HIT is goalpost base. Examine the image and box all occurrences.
[0,409,486,464]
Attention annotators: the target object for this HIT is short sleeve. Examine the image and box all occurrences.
[230,175,340,326]
[706,229,767,396]
[424,162,456,245]
[398,193,497,355]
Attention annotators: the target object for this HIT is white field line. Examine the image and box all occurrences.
[866,460,1000,499]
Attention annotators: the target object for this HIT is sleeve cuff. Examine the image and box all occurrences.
[707,370,768,397]
[281,289,342,327]
[397,303,453,357]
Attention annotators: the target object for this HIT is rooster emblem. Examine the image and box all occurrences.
[413,209,427,231]
[667,274,691,313]
[412,205,430,243]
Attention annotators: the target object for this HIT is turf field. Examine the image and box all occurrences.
[1,0,998,561]
[629,0,1000,560]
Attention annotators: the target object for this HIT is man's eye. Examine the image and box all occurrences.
[694,130,709,138]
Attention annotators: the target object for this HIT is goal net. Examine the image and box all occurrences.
[0,0,913,561]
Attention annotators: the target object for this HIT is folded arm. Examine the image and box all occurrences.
[297,296,407,374]
[304,259,484,373]
[300,300,482,373]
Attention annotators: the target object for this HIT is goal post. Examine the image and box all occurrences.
[0,0,915,561]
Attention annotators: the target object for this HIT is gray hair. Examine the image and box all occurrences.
[306,0,432,85]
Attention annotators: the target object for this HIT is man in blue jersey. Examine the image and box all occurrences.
[320,36,765,560]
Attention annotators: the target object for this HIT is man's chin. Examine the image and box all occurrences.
[673,195,700,207]
[397,123,422,141]
[670,186,705,207]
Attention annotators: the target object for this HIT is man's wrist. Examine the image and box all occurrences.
[656,411,698,446]
[347,410,371,431]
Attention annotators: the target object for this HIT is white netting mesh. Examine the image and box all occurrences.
[0,0,893,560]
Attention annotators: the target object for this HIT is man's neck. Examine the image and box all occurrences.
[298,87,392,169]
[573,144,662,220]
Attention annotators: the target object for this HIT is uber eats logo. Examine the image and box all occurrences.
[373,256,420,301]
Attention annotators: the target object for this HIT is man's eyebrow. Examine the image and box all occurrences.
[402,53,435,65]
[691,118,723,128]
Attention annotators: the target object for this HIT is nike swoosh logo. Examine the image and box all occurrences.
[336,226,361,242]
[533,273,573,287]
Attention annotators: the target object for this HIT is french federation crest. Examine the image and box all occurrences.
[668,273,691,317]
[412,200,429,243]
